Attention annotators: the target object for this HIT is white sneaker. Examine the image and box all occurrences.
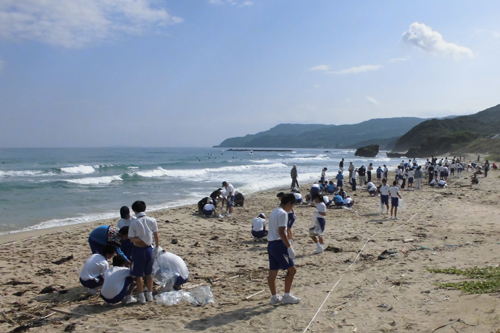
[270,294,282,305]
[394,217,400,220]
[145,292,154,302]
[123,295,137,305]
[314,247,324,254]
[226,213,232,217]
[138,293,146,304]
[87,288,98,295]
[281,294,301,304]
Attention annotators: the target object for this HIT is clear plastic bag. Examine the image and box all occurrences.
[152,251,179,288]
[399,199,405,210]
[309,220,323,236]
[155,286,214,306]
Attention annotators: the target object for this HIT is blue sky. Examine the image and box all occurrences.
[0,0,499,147]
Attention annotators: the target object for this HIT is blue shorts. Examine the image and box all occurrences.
[317,218,326,232]
[337,180,343,188]
[296,198,303,204]
[391,197,399,207]
[227,195,235,208]
[451,168,455,172]
[321,176,325,182]
[267,240,294,271]
[100,277,133,304]
[408,177,414,184]
[203,209,214,216]
[310,187,320,196]
[381,195,389,205]
[287,212,296,229]
[80,276,104,289]
[334,200,343,206]
[252,230,268,238]
[131,246,153,277]
[175,276,189,286]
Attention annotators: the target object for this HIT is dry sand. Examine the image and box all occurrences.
[1,162,499,332]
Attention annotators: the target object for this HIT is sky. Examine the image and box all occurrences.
[0,0,499,148]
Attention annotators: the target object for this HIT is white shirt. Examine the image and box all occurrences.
[79,254,109,281]
[383,167,388,173]
[225,184,234,197]
[379,184,390,195]
[293,193,302,201]
[159,252,190,280]
[100,266,131,299]
[323,196,330,204]
[352,172,358,179]
[389,186,400,197]
[366,182,376,190]
[407,170,414,178]
[117,218,133,229]
[344,197,353,205]
[311,202,326,228]
[438,180,446,186]
[321,170,326,177]
[252,217,266,231]
[268,207,288,242]
[204,203,215,211]
[128,212,158,246]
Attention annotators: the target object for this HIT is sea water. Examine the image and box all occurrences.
[0,147,401,235]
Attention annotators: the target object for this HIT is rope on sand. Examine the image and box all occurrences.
[302,192,439,333]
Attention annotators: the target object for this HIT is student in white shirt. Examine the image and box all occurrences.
[309,194,327,254]
[154,252,190,291]
[222,181,235,216]
[407,169,414,189]
[79,244,116,294]
[100,255,136,305]
[117,206,134,228]
[267,194,300,305]
[366,182,377,196]
[203,201,216,217]
[128,200,161,304]
[252,213,268,241]
[379,179,390,214]
[389,180,402,220]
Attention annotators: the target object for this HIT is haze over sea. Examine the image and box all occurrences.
[0,147,402,235]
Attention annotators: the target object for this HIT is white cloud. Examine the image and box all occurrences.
[310,65,330,71]
[329,65,382,75]
[366,96,380,106]
[209,0,252,6]
[388,57,407,63]
[475,29,500,39]
[402,22,474,59]
[240,1,253,6]
[0,0,183,48]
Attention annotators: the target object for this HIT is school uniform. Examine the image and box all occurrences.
[79,254,109,288]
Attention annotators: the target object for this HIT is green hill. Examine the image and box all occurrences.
[393,104,500,156]
[217,117,426,149]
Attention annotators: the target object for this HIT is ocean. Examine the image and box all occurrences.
[0,147,401,235]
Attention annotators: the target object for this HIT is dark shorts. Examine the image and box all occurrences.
[100,276,133,304]
[252,230,268,238]
[203,209,214,216]
[334,200,344,206]
[175,276,189,286]
[296,198,303,204]
[227,195,235,208]
[131,246,153,277]
[391,197,399,207]
[317,218,326,232]
[381,195,389,205]
[408,177,414,184]
[80,275,104,289]
[287,212,296,229]
[267,240,294,271]
[310,187,320,196]
[337,180,343,188]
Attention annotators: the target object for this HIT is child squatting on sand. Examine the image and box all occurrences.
[267,193,300,305]
[79,244,116,294]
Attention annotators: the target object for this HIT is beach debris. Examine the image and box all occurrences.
[193,242,200,247]
[40,285,57,294]
[443,244,460,247]
[155,286,214,306]
[64,323,76,332]
[431,318,475,332]
[377,303,393,311]
[378,249,398,260]
[35,268,54,276]
[325,245,342,253]
[13,290,28,297]
[171,239,178,244]
[210,236,219,241]
[245,289,265,299]
[403,239,414,243]
[4,280,33,286]
[52,255,74,265]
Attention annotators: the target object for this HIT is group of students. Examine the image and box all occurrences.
[79,201,189,305]
[198,181,245,218]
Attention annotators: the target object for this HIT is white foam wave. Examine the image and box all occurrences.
[60,165,95,174]
[250,159,271,163]
[64,175,122,185]
[0,170,45,177]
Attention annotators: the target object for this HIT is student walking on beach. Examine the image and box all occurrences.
[484,160,490,177]
[389,181,402,220]
[367,163,373,183]
[336,170,344,189]
[290,165,299,189]
[339,158,344,172]
[348,162,354,180]
[267,193,300,305]
[379,179,390,214]
[309,194,326,254]
[222,181,235,216]
[414,166,423,190]
[128,200,161,304]
[351,168,358,191]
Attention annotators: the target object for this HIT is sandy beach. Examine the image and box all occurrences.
[1,162,499,333]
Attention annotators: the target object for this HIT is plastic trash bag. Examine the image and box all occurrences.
[155,286,214,306]
[399,199,405,210]
[152,249,178,288]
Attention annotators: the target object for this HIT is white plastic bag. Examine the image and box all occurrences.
[152,251,178,288]
[155,286,214,306]
[399,199,405,210]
